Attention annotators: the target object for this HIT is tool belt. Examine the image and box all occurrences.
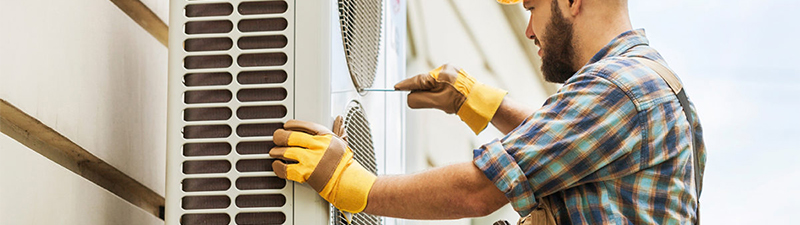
[493,198,556,225]
[517,198,557,225]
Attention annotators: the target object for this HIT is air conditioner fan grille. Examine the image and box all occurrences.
[333,101,381,225]
[338,0,383,91]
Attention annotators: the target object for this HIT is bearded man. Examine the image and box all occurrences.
[268,0,706,223]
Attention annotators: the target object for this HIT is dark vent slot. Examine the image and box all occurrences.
[237,123,283,137]
[182,195,231,209]
[238,1,288,15]
[236,177,286,190]
[236,141,275,155]
[183,160,232,174]
[183,125,232,139]
[185,20,233,34]
[237,88,287,102]
[184,90,232,104]
[238,70,287,84]
[184,72,232,86]
[184,55,232,69]
[185,38,233,52]
[236,194,286,208]
[235,212,286,225]
[236,159,275,172]
[238,36,288,49]
[183,178,231,192]
[237,53,287,67]
[237,106,287,120]
[186,3,233,17]
[184,142,231,156]
[238,18,288,32]
[181,213,230,225]
[184,107,232,121]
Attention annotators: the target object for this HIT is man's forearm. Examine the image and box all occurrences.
[362,162,508,219]
[491,98,536,134]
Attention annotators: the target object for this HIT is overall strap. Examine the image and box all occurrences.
[632,57,701,224]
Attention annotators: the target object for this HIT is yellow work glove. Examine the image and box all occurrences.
[394,64,507,134]
[269,118,376,213]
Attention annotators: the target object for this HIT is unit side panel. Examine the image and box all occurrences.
[293,0,335,223]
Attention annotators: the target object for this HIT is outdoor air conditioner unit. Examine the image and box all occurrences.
[165,0,406,224]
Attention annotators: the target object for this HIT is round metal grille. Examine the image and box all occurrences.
[338,0,383,91]
[343,101,377,175]
[332,101,381,225]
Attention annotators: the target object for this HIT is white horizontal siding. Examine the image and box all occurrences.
[0,0,168,196]
[0,134,163,225]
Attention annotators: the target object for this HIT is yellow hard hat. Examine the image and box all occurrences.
[497,0,522,4]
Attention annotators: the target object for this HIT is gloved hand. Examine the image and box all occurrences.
[394,64,507,134]
[269,117,376,213]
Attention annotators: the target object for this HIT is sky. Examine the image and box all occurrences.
[628,0,800,224]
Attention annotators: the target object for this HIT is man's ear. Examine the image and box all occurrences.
[568,0,581,16]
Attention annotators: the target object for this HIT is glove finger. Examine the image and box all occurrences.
[273,128,323,148]
[268,146,300,162]
[406,91,459,114]
[284,119,334,135]
[271,160,290,179]
[272,149,316,184]
[332,115,348,141]
[406,91,438,109]
[271,160,305,182]
[272,129,292,146]
[394,73,437,91]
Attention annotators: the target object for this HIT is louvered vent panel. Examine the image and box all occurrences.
[167,0,294,224]
[332,101,381,225]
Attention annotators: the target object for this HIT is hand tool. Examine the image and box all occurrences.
[361,88,405,92]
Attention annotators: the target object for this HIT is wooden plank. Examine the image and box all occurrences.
[110,0,169,47]
[0,99,165,220]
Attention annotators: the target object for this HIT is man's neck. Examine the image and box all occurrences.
[572,9,633,69]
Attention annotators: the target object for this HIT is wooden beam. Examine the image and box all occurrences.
[110,0,169,47]
[0,99,165,220]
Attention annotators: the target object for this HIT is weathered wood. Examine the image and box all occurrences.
[110,0,169,47]
[0,99,165,220]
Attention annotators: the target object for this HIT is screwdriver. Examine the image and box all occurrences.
[361,88,406,92]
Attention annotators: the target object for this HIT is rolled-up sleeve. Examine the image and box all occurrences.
[473,139,536,215]
[473,74,642,216]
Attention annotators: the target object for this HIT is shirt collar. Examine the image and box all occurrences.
[587,29,650,64]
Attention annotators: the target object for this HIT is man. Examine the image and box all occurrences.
[269,0,706,223]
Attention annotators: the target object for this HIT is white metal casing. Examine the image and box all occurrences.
[166,0,405,224]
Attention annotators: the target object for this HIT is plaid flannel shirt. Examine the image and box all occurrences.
[473,29,706,224]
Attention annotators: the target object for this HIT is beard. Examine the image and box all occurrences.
[540,0,578,84]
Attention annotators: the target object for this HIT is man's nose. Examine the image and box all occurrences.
[526,26,535,40]
[525,16,535,40]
